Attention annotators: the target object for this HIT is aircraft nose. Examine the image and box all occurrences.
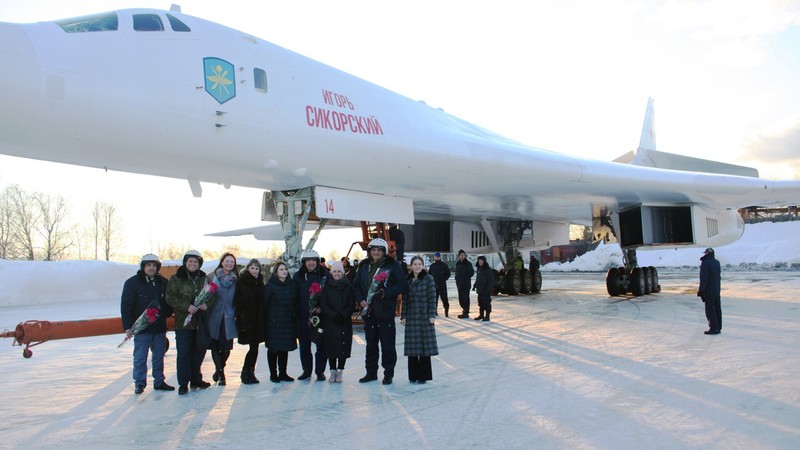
[0,21,40,150]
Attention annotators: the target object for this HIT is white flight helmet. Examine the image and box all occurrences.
[301,249,321,262]
[368,238,388,254]
[183,249,203,267]
[140,253,162,271]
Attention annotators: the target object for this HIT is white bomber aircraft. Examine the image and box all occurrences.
[1,6,799,296]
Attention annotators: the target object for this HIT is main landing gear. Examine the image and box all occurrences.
[605,247,661,297]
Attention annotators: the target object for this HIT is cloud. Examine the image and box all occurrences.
[738,117,800,178]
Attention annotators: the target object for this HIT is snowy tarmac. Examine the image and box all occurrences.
[1,271,799,449]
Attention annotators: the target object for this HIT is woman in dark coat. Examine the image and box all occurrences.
[263,261,299,383]
[474,255,494,322]
[401,255,439,384]
[319,261,354,383]
[234,258,265,385]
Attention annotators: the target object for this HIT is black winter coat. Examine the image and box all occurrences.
[455,259,474,287]
[428,260,451,288]
[474,265,494,296]
[352,256,406,321]
[121,270,171,333]
[319,277,355,359]
[699,253,721,298]
[293,265,330,321]
[263,275,299,352]
[234,270,265,345]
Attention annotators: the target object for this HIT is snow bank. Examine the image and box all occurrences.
[544,220,800,272]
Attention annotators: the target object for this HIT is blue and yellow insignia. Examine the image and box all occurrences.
[203,57,235,104]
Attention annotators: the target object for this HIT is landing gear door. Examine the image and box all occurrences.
[314,186,414,224]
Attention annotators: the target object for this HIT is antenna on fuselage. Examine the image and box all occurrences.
[170,4,182,13]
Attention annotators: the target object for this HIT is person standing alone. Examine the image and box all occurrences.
[697,247,722,335]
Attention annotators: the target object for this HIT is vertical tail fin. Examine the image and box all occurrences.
[639,97,656,151]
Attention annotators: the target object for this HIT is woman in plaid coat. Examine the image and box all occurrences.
[401,255,439,384]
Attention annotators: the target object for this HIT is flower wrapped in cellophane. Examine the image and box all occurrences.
[360,270,389,319]
[183,279,219,327]
[118,306,160,348]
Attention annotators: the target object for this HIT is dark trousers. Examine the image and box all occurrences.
[175,329,208,387]
[705,295,722,332]
[477,293,492,313]
[435,284,449,312]
[328,357,347,370]
[297,319,327,375]
[243,343,259,370]
[267,350,290,376]
[456,281,471,314]
[408,356,432,382]
[364,317,396,377]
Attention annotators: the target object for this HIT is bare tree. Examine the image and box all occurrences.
[0,187,20,259]
[36,193,73,261]
[92,201,122,261]
[7,185,38,260]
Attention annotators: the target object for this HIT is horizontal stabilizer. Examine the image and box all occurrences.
[207,221,357,241]
[614,148,759,178]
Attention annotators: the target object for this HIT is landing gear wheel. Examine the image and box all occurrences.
[23,348,33,359]
[504,269,521,295]
[643,267,652,295]
[531,270,542,293]
[606,267,622,297]
[520,269,532,294]
[630,267,645,296]
[649,266,661,292]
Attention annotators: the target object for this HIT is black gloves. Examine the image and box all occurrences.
[374,289,385,301]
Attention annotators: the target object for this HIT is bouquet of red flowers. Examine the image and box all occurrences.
[309,281,324,327]
[184,279,219,327]
[118,306,160,348]
[360,270,389,318]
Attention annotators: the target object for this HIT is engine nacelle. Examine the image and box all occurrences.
[615,204,743,250]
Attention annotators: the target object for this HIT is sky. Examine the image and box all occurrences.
[1,222,799,447]
[0,1,799,262]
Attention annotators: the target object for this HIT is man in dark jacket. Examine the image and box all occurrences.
[454,249,474,319]
[353,237,406,385]
[121,254,174,394]
[697,247,722,335]
[428,252,451,317]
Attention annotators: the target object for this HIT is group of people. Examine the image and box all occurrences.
[120,237,441,395]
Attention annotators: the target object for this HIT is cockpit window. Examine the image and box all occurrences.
[133,14,164,32]
[55,12,118,33]
[166,14,191,32]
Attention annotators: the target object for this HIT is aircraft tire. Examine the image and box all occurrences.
[532,270,542,293]
[630,267,645,296]
[520,269,533,294]
[643,267,652,295]
[650,266,661,292]
[504,269,521,295]
[606,267,621,296]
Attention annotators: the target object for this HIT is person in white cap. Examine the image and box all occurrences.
[697,248,722,335]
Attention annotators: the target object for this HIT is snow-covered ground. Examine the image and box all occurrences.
[1,222,799,449]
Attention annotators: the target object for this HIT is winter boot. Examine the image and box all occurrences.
[482,311,491,322]
[250,368,260,384]
[268,352,280,383]
[241,367,253,385]
[474,309,484,320]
